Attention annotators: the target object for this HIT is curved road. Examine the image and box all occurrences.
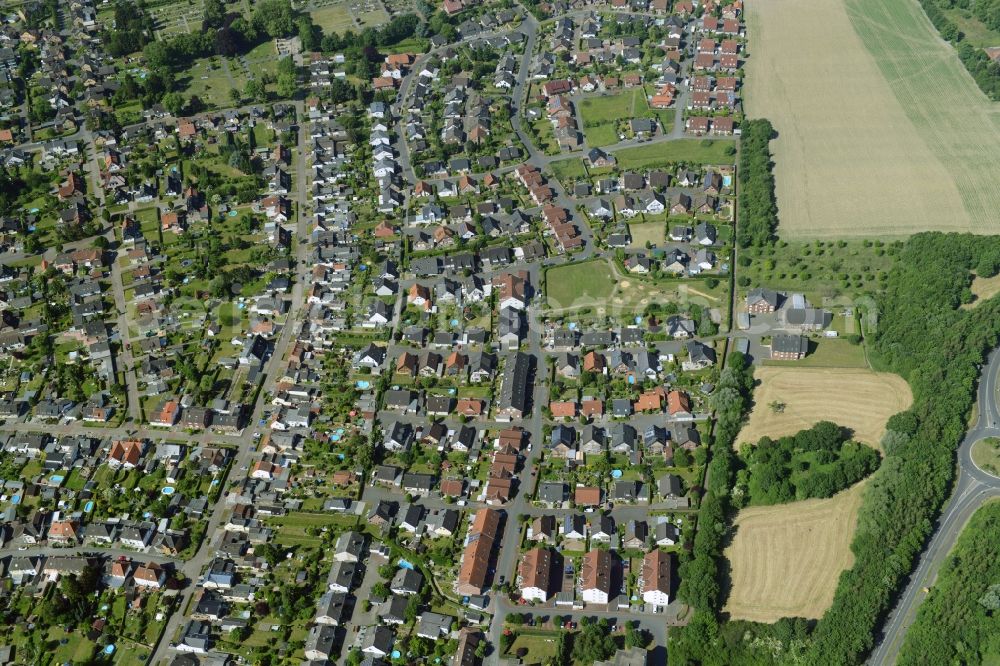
[869,349,1000,665]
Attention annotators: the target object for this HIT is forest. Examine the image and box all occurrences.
[669,233,1000,665]
[735,119,778,247]
[897,501,1000,664]
[734,421,880,506]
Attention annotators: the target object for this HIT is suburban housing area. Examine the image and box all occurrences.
[0,0,995,665]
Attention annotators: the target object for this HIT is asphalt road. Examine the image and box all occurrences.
[868,349,1000,665]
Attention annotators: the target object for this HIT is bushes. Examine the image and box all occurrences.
[736,119,778,247]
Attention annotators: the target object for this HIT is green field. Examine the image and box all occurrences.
[266,511,358,547]
[505,631,561,664]
[179,58,247,109]
[310,3,356,32]
[613,139,736,169]
[531,118,560,155]
[847,0,1000,230]
[550,157,589,183]
[763,338,868,369]
[580,89,644,123]
[546,259,725,315]
[628,222,665,248]
[580,89,643,147]
[546,260,616,309]
[940,5,1000,48]
[741,239,898,303]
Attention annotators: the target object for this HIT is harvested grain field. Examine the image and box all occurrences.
[724,481,866,622]
[744,0,1000,237]
[737,367,911,450]
[963,273,1000,309]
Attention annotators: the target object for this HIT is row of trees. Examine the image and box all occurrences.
[734,421,880,506]
[669,352,758,663]
[736,119,778,247]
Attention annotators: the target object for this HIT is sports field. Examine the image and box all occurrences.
[724,481,866,622]
[737,367,912,450]
[745,0,1000,237]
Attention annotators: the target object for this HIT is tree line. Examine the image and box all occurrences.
[736,119,778,248]
[734,421,880,506]
[670,351,760,663]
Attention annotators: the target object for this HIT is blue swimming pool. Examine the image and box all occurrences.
[84,501,94,513]
[49,474,64,484]
[356,380,371,389]
[162,486,175,495]
[398,559,415,570]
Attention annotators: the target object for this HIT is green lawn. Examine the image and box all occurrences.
[178,57,247,109]
[584,123,622,147]
[580,89,645,124]
[613,138,736,169]
[359,7,390,26]
[971,437,1000,477]
[764,338,867,369]
[310,3,355,32]
[530,118,560,155]
[266,511,358,547]
[579,90,645,147]
[505,631,561,664]
[628,222,665,248]
[546,260,616,309]
[550,157,589,184]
